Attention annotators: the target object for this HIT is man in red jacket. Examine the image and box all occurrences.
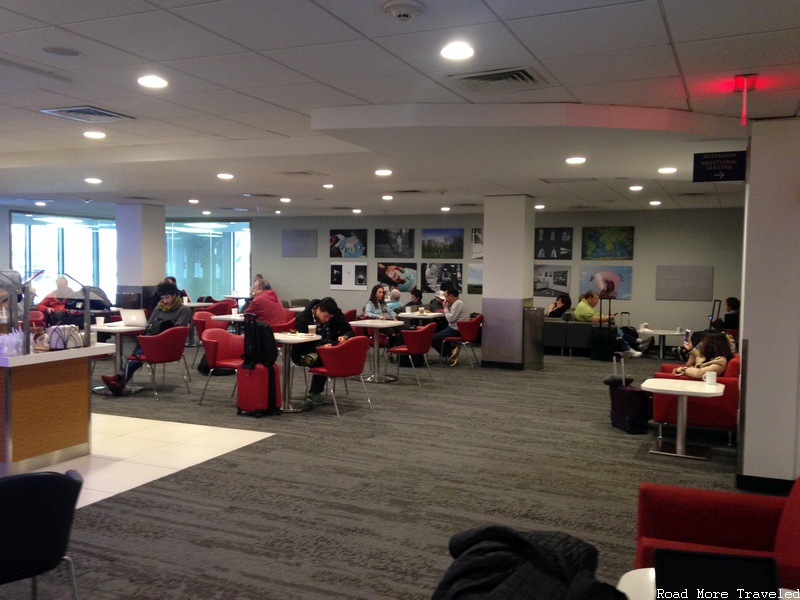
[246,279,285,327]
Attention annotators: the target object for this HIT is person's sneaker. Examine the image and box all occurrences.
[101,374,125,396]
[449,345,461,366]
[306,392,326,406]
[622,349,643,359]
[639,336,654,354]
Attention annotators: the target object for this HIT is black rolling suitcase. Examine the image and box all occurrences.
[590,297,617,361]
[605,353,651,434]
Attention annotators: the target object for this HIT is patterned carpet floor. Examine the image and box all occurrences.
[12,349,740,599]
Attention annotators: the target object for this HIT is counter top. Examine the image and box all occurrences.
[0,343,114,368]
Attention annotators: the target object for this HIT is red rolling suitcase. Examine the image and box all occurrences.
[237,363,282,417]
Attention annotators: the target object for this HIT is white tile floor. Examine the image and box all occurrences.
[38,413,274,508]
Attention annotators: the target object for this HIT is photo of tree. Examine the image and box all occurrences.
[375,228,414,258]
[329,229,367,258]
[421,228,463,259]
[468,263,483,295]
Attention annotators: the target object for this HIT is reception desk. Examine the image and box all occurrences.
[0,343,113,475]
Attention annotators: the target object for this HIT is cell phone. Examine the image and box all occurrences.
[684,330,691,343]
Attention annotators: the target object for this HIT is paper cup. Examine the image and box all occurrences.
[96,316,105,325]
[308,325,317,335]
[231,308,239,316]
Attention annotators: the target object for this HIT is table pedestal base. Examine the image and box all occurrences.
[92,384,144,396]
[364,373,397,384]
[649,439,711,460]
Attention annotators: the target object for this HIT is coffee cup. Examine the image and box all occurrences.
[676,326,684,333]
[308,325,317,335]
[703,371,717,385]
[96,316,105,325]
[231,308,239,316]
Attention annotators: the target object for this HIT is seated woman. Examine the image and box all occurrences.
[672,331,734,378]
[363,284,401,347]
[546,294,571,318]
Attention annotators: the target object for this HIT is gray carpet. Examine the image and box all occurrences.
[13,348,740,599]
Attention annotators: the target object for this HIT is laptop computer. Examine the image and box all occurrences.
[118,308,148,327]
[654,549,779,597]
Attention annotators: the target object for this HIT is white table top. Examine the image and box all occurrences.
[93,323,147,334]
[395,311,443,319]
[184,302,214,308]
[353,319,403,328]
[274,332,321,345]
[224,294,251,300]
[641,329,685,337]
[641,378,725,397]
[211,314,244,322]
[288,306,305,312]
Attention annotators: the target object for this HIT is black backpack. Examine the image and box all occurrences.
[241,312,278,369]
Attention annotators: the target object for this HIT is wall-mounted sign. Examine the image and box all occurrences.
[692,151,746,182]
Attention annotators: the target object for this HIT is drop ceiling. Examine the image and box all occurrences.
[0,0,797,219]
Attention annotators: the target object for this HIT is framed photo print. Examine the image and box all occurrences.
[329,229,367,258]
[421,263,462,294]
[377,262,418,291]
[375,228,415,258]
[581,226,634,260]
[535,227,573,260]
[421,228,464,259]
[330,262,368,291]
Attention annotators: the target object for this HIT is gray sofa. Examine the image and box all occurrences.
[542,310,595,356]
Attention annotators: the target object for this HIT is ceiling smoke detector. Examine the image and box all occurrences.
[383,0,424,21]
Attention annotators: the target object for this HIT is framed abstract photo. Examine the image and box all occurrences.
[581,226,634,260]
[580,265,633,300]
[421,228,464,259]
[468,263,483,295]
[330,262,368,290]
[421,263,462,294]
[281,229,317,258]
[375,228,414,258]
[535,227,573,260]
[377,262,418,291]
[329,229,367,258]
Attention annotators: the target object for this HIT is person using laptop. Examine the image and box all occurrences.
[102,281,192,396]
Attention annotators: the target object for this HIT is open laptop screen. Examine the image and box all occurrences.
[654,549,779,597]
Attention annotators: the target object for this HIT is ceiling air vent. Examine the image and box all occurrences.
[40,106,134,123]
[449,68,546,92]
[276,170,328,177]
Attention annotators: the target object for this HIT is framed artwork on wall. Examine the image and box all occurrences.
[421,228,464,259]
[330,262,368,290]
[468,263,483,295]
[329,229,367,258]
[533,264,571,298]
[375,228,414,258]
[281,229,317,257]
[377,262,418,291]
[581,226,634,260]
[471,228,483,259]
[535,227,573,260]
[421,263,462,294]
[580,265,633,299]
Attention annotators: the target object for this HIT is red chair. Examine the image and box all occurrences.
[192,310,229,366]
[28,310,46,328]
[343,309,357,322]
[308,336,371,417]
[204,301,234,316]
[652,354,740,443]
[386,322,436,386]
[636,478,800,589]
[133,326,191,400]
[199,329,244,405]
[270,315,295,334]
[440,314,483,369]
[283,308,295,322]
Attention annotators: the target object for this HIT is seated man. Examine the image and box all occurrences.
[574,290,651,358]
[431,283,470,366]
[36,276,82,326]
[101,281,192,396]
[291,297,354,408]
[245,279,285,327]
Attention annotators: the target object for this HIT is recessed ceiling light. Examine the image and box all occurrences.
[188,199,200,204]
[658,167,677,174]
[382,195,393,201]
[629,185,643,191]
[202,210,211,215]
[280,197,291,203]
[566,157,586,165]
[83,131,106,139]
[138,74,168,88]
[534,204,545,210]
[352,209,362,214]
[375,169,392,176]
[323,183,334,189]
[84,177,101,184]
[35,202,47,207]
[441,41,474,60]
[275,210,281,214]
[441,206,450,212]
[649,200,662,206]
[217,173,234,180]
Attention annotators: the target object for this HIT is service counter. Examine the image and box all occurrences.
[0,343,114,475]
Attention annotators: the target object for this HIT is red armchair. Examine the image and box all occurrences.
[440,313,483,369]
[134,326,191,400]
[199,329,244,405]
[386,322,436,386]
[308,336,371,418]
[636,479,800,589]
[652,353,740,441]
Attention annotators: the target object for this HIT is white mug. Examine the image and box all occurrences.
[703,371,717,385]
[231,308,239,316]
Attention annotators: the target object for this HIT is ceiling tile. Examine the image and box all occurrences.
[164,52,311,89]
[160,90,279,115]
[677,30,800,75]
[244,83,368,113]
[663,0,800,42]
[571,77,688,110]
[0,0,157,24]
[334,73,464,104]
[544,45,679,87]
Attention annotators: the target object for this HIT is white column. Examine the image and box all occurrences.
[115,204,166,290]
[740,118,800,483]
[481,195,535,367]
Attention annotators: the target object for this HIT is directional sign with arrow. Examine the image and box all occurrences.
[693,151,747,182]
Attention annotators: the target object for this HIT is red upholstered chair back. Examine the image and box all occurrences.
[202,328,244,368]
[774,478,800,557]
[28,310,46,327]
[343,309,357,322]
[315,335,370,378]
[204,301,233,316]
[402,322,437,354]
[724,353,741,378]
[136,326,189,363]
[456,314,483,342]
[193,310,228,338]
[271,316,295,334]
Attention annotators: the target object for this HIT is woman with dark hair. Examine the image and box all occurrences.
[546,294,572,318]
[363,284,401,347]
[101,280,192,396]
[672,331,734,378]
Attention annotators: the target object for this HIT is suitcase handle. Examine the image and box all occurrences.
[599,297,613,329]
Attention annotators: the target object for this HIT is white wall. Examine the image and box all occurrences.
[249,208,743,332]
